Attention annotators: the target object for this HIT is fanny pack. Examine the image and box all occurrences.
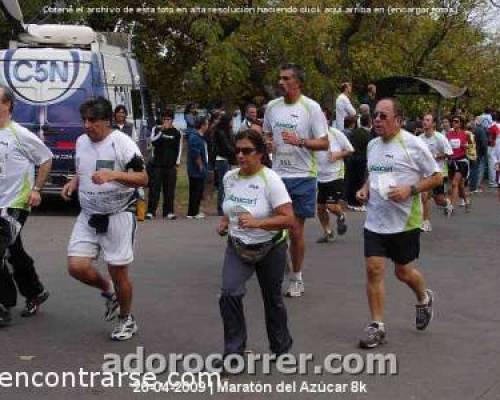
[229,231,286,264]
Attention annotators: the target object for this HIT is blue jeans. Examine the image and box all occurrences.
[469,156,486,191]
[215,160,230,216]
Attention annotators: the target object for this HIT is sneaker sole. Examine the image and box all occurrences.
[359,338,387,349]
[111,325,138,341]
[417,290,434,331]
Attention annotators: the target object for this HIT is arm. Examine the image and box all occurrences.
[61,175,79,201]
[176,131,183,166]
[217,215,230,235]
[238,202,294,231]
[283,133,329,151]
[329,148,353,162]
[388,173,443,202]
[29,159,52,207]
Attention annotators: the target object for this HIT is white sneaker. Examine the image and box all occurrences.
[444,201,454,218]
[285,279,304,297]
[421,220,432,232]
[194,213,206,219]
[110,315,138,341]
[458,199,466,207]
[166,213,177,220]
[145,213,153,220]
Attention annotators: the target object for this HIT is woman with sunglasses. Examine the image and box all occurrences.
[216,129,294,371]
[446,116,472,212]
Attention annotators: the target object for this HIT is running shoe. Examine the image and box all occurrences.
[458,198,466,207]
[285,279,304,297]
[21,289,50,317]
[336,214,348,235]
[416,289,434,331]
[359,322,386,349]
[420,220,432,232]
[465,198,472,213]
[165,213,177,220]
[444,201,454,218]
[102,292,120,321]
[145,213,153,220]
[110,315,138,341]
[316,230,336,243]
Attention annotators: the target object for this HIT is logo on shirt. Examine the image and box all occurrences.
[275,122,298,130]
[249,184,260,190]
[369,165,393,173]
[384,154,394,159]
[227,194,257,206]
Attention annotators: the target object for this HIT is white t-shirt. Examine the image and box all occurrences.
[263,95,328,178]
[76,130,144,215]
[317,127,354,183]
[0,121,53,210]
[335,93,356,131]
[419,131,453,174]
[222,167,291,245]
[365,130,440,234]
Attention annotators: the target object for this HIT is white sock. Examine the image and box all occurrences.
[419,292,429,305]
[373,321,385,330]
[292,272,303,281]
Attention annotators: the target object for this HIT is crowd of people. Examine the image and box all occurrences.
[0,62,499,371]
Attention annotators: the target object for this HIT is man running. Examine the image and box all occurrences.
[356,98,442,348]
[263,63,329,297]
[62,97,148,340]
[419,113,454,231]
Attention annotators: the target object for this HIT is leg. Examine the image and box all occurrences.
[317,203,330,234]
[68,256,111,292]
[164,167,177,216]
[488,147,497,187]
[194,178,205,215]
[219,244,255,355]
[255,242,293,354]
[187,177,197,216]
[0,224,17,308]
[394,262,427,303]
[366,256,386,322]
[422,191,430,221]
[108,265,132,317]
[289,216,305,273]
[147,167,162,216]
[215,160,229,216]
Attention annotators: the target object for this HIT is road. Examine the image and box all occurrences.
[1,191,499,399]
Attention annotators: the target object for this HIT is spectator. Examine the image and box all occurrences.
[187,116,209,219]
[112,105,135,140]
[335,82,356,131]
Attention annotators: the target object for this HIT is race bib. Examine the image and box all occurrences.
[449,138,461,149]
[275,150,297,168]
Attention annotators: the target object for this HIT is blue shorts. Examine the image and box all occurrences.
[282,177,317,219]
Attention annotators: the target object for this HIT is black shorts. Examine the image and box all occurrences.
[364,228,420,265]
[317,179,345,205]
[448,159,469,180]
[432,177,447,196]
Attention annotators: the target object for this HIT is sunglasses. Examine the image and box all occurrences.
[452,119,460,123]
[373,111,390,120]
[235,147,257,155]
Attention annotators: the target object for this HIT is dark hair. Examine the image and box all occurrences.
[245,103,257,113]
[494,111,500,122]
[452,115,464,128]
[114,104,128,116]
[194,115,209,130]
[0,84,15,113]
[216,113,233,134]
[279,63,305,85]
[344,115,357,129]
[376,97,404,119]
[163,109,174,119]
[360,114,371,128]
[235,129,267,153]
[80,97,113,123]
[423,112,434,121]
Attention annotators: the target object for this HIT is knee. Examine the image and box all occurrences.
[366,262,384,281]
[317,204,327,213]
[67,260,85,279]
[394,266,412,282]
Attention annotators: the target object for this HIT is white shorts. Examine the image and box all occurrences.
[68,211,137,265]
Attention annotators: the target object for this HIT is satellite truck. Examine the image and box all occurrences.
[0,0,153,194]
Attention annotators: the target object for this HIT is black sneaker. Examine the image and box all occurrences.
[337,214,347,235]
[0,304,12,327]
[21,290,50,318]
[359,322,386,349]
[416,289,434,331]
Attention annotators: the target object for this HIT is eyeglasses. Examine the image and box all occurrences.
[452,119,460,123]
[373,111,390,120]
[279,76,292,81]
[235,147,257,155]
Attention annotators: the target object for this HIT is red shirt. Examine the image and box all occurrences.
[487,123,499,147]
[446,130,468,160]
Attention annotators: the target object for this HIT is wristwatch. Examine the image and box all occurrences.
[410,185,418,195]
[32,186,41,192]
[298,138,306,148]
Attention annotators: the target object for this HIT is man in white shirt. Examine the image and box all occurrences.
[356,98,442,349]
[263,63,329,297]
[62,97,148,341]
[419,113,454,231]
[0,85,52,326]
[335,82,357,131]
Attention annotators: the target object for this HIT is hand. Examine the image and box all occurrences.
[28,190,42,207]
[388,185,412,202]
[61,181,77,201]
[282,131,301,146]
[217,219,229,236]
[238,213,260,229]
[328,151,343,162]
[92,170,116,185]
[356,187,369,204]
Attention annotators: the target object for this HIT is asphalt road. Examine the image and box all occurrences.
[1,192,499,400]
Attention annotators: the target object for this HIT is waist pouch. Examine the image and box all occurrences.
[229,232,285,264]
[88,214,110,234]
